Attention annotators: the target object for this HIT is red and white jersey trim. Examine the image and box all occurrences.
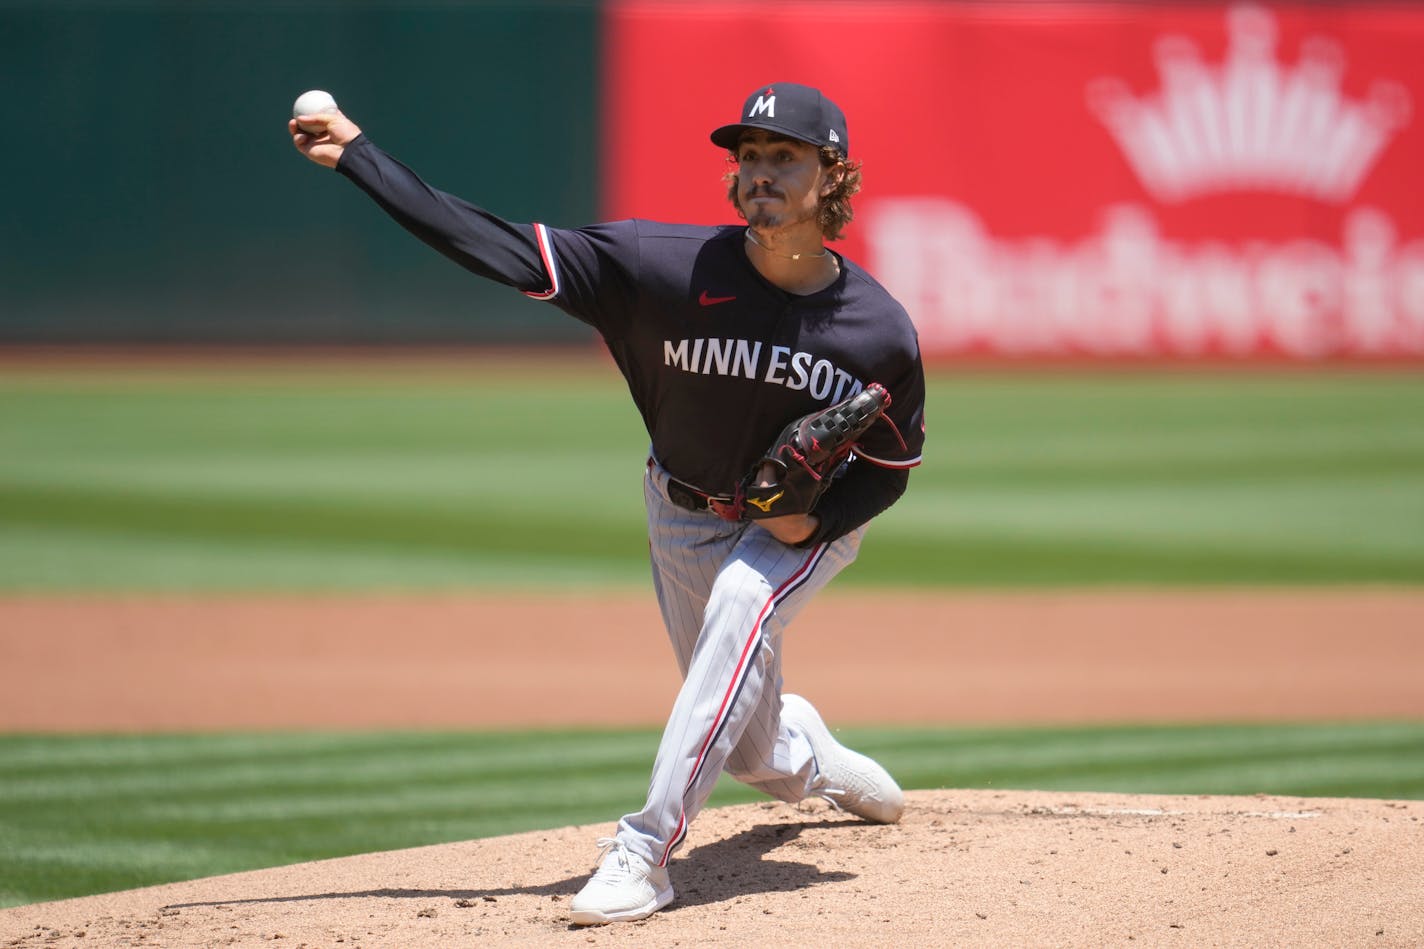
[853,449,922,469]
[522,223,561,301]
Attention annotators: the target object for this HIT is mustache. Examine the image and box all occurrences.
[744,185,784,200]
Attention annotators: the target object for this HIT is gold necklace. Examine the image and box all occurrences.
[745,227,831,261]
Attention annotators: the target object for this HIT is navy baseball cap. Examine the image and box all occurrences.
[710,83,849,155]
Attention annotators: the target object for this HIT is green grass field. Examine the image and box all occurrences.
[2,364,1421,589]
[4,722,1423,908]
[2,361,1422,908]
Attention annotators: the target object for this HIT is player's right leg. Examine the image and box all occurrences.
[571,461,849,924]
[619,529,861,855]
[569,460,740,925]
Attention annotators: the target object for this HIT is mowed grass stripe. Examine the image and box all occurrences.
[0,524,637,591]
[2,369,1422,589]
[3,723,1423,907]
[852,531,1424,585]
[0,731,664,907]
[862,719,1424,762]
[3,482,1417,587]
[859,721,1424,797]
[0,730,654,769]
[0,381,643,454]
[887,736,1424,796]
[0,485,646,563]
[0,732,661,799]
[0,756,654,807]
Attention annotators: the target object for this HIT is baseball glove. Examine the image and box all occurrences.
[739,382,894,520]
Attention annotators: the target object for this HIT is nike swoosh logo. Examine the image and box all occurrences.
[699,290,737,306]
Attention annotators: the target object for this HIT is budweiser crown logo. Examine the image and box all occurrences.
[1087,3,1412,204]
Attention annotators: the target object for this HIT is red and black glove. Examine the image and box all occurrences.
[739,383,895,519]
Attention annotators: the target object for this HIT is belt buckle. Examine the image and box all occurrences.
[664,470,743,522]
[707,494,744,522]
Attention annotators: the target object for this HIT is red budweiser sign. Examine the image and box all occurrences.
[604,2,1424,359]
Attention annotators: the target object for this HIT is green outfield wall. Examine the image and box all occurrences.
[0,0,601,344]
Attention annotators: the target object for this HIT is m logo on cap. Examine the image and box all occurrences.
[748,94,775,119]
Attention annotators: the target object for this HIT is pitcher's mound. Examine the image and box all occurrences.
[3,789,1421,947]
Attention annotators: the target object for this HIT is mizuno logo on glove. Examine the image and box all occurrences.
[737,382,896,523]
[746,490,784,513]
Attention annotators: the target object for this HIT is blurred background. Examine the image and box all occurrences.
[2,0,1421,589]
[1,0,1422,911]
[2,0,603,346]
[4,0,1422,354]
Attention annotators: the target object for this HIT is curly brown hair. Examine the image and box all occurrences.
[723,144,864,242]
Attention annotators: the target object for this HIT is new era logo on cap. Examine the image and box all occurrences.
[710,82,849,155]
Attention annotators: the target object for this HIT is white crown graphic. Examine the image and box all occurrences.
[1087,3,1411,203]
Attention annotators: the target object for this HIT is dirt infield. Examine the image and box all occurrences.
[3,589,1423,729]
[2,588,1423,945]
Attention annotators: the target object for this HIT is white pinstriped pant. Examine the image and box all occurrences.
[617,459,865,868]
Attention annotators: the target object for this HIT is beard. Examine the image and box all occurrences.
[744,204,780,230]
[740,190,819,232]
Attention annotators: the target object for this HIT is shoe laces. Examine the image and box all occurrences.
[817,787,852,812]
[593,836,633,873]
[811,757,882,809]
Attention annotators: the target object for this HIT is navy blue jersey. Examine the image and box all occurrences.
[530,219,925,491]
[337,135,925,508]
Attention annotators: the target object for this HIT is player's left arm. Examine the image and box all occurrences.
[848,353,926,473]
[791,350,926,548]
[786,462,907,548]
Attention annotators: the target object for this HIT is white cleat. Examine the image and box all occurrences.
[782,693,905,824]
[569,837,675,925]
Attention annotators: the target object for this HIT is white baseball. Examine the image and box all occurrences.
[293,90,338,133]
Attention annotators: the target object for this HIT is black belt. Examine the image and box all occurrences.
[651,459,742,519]
[665,475,736,513]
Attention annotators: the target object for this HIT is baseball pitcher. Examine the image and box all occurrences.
[290,81,926,925]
